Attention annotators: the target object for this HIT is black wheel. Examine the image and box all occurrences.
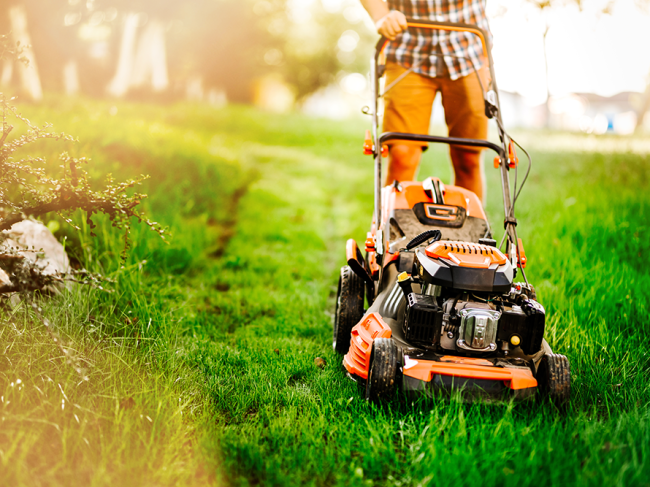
[333,265,364,354]
[365,338,398,402]
[537,353,571,406]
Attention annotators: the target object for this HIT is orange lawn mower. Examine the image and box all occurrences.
[332,19,570,404]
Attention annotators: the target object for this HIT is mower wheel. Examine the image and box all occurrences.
[333,265,365,354]
[537,353,571,406]
[365,338,398,402]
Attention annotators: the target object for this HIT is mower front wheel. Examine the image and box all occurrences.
[333,265,365,354]
[365,338,398,402]
[537,353,571,406]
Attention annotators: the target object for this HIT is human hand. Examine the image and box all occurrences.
[375,10,407,40]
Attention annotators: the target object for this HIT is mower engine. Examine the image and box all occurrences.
[400,240,545,357]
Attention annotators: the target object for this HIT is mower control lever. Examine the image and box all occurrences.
[484,90,498,119]
[484,99,498,119]
[405,230,442,250]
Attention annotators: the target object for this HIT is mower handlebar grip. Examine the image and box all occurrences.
[375,19,491,60]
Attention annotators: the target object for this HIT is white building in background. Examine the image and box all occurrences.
[477,90,643,135]
[301,76,646,137]
[501,90,644,135]
[498,91,546,129]
[564,92,640,135]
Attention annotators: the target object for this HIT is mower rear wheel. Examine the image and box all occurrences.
[365,338,398,402]
[537,353,571,406]
[333,265,365,354]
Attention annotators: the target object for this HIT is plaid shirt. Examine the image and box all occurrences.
[386,0,490,80]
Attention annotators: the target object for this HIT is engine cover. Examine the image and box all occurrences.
[415,241,513,292]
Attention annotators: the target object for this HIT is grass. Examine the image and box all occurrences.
[1,97,649,486]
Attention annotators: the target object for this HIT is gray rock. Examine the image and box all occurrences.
[1,220,71,289]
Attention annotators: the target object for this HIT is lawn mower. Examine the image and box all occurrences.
[333,19,571,404]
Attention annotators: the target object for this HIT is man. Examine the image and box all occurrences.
[359,0,490,200]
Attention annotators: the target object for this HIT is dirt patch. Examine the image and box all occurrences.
[210,183,250,259]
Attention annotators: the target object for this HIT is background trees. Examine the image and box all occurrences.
[0,0,374,104]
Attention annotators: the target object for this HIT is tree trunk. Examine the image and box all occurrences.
[634,76,650,134]
[149,20,169,93]
[131,20,169,93]
[542,27,551,128]
[8,5,42,101]
[107,13,140,97]
[63,60,79,96]
[1,58,12,86]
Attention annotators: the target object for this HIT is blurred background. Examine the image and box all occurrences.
[2,0,650,134]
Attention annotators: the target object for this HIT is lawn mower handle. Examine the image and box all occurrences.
[374,19,491,64]
[380,132,505,158]
[370,18,518,256]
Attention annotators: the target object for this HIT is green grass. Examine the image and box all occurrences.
[1,98,649,486]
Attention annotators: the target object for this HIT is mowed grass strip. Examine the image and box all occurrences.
[1,100,649,486]
[177,109,650,486]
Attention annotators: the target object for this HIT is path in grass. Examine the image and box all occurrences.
[1,101,649,486]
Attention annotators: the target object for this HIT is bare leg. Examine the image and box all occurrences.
[385,144,422,185]
[450,147,484,201]
[440,67,489,202]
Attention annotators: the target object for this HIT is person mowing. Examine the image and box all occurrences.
[359,0,490,201]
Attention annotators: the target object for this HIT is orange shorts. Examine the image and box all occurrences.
[382,61,489,152]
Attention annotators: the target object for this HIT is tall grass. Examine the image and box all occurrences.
[0,99,241,486]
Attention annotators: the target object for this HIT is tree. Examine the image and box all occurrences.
[632,0,650,132]
[1,0,376,103]
[265,0,375,102]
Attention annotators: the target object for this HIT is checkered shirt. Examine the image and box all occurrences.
[385,0,491,80]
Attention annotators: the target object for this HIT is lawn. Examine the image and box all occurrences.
[1,98,649,486]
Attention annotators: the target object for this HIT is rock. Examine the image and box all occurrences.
[1,220,71,295]
[2,220,70,277]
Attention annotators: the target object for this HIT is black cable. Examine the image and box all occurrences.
[492,118,532,286]
[493,116,533,216]
[512,224,529,286]
[511,137,532,205]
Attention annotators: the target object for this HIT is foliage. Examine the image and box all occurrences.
[250,0,376,101]
[14,0,376,102]
[0,98,164,293]
[0,33,27,66]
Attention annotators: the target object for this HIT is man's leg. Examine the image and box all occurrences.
[440,67,489,201]
[383,62,438,185]
[385,144,421,183]
[448,147,483,198]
